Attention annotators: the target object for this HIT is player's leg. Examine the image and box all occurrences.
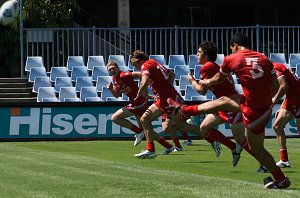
[272,108,294,167]
[296,117,300,136]
[167,94,241,120]
[132,115,145,146]
[246,128,290,189]
[162,118,183,153]
[201,114,242,166]
[111,107,142,133]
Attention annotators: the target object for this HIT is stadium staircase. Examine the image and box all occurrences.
[0,78,36,103]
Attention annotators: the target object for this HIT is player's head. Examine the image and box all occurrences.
[230,32,250,53]
[197,41,218,64]
[106,60,120,76]
[130,50,149,69]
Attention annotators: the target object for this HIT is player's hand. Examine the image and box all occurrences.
[107,82,114,90]
[188,73,196,83]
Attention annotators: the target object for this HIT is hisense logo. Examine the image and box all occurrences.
[9,108,125,135]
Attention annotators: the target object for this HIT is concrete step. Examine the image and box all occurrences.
[0,93,33,98]
[0,78,28,83]
[0,87,32,93]
[0,83,29,88]
[0,98,37,103]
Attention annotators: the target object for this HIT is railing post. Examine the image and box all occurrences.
[175,25,179,55]
[93,26,96,56]
[20,0,24,77]
[256,24,260,52]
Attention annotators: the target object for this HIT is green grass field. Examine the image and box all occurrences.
[0,138,299,198]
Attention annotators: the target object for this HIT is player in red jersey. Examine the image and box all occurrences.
[270,62,300,168]
[168,33,290,189]
[188,41,254,166]
[106,60,148,146]
[130,50,191,158]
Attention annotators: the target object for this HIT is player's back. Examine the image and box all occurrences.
[142,59,177,98]
[222,50,274,109]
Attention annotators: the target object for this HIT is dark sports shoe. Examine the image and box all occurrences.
[166,98,190,121]
[232,143,243,167]
[264,176,291,189]
[257,165,268,173]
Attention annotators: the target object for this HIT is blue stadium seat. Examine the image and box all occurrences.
[179,75,190,94]
[215,54,225,66]
[80,87,100,102]
[32,76,51,93]
[206,90,215,100]
[92,66,110,81]
[234,84,243,94]
[59,87,79,102]
[85,97,102,102]
[288,53,300,68]
[174,65,190,82]
[87,55,105,70]
[149,55,165,65]
[296,63,300,79]
[54,77,72,93]
[194,65,202,80]
[127,55,134,71]
[29,67,47,82]
[188,55,198,70]
[108,55,126,66]
[66,56,85,72]
[75,77,93,92]
[25,56,44,72]
[269,53,287,64]
[185,85,199,101]
[168,55,186,70]
[50,67,68,83]
[96,76,112,92]
[191,95,208,101]
[71,66,89,82]
[106,97,123,101]
[101,87,115,101]
[119,66,129,72]
[231,74,238,84]
[37,87,57,102]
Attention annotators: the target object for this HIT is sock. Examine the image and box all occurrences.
[181,131,192,142]
[280,149,289,162]
[172,137,182,148]
[271,167,286,181]
[146,141,155,152]
[131,124,143,134]
[241,139,251,153]
[158,137,172,148]
[182,105,199,116]
[205,129,236,150]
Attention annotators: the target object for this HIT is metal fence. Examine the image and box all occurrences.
[22,25,300,77]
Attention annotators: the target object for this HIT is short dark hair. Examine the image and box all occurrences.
[230,32,250,48]
[131,50,149,63]
[199,41,218,62]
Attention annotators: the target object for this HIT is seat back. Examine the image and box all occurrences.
[80,87,99,101]
[32,76,51,93]
[29,67,47,82]
[54,77,72,93]
[50,67,68,82]
[37,87,56,102]
[87,55,105,70]
[75,77,93,92]
[269,53,287,64]
[25,56,44,72]
[59,87,78,102]
[71,66,89,82]
[66,56,85,71]
[168,55,186,70]
[96,76,112,92]
[149,55,165,65]
[108,55,126,66]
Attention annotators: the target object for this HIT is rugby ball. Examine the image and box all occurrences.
[0,0,19,26]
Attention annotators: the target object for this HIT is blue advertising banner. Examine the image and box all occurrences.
[0,104,298,140]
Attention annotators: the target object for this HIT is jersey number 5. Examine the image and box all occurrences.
[247,58,264,79]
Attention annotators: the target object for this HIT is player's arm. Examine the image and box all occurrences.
[188,73,208,95]
[202,71,228,88]
[132,72,142,80]
[107,82,121,98]
[135,75,149,100]
[272,75,288,104]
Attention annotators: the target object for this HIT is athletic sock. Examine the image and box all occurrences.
[280,149,289,162]
[131,124,143,134]
[146,141,155,152]
[172,137,182,148]
[205,129,236,150]
[182,105,199,116]
[181,131,192,142]
[158,137,172,148]
[271,167,286,181]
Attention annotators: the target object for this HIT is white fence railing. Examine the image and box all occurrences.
[21,25,300,76]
